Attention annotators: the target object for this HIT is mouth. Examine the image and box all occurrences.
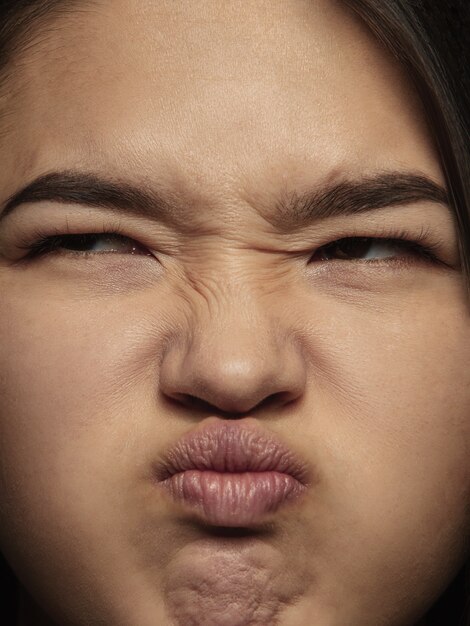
[154,418,311,527]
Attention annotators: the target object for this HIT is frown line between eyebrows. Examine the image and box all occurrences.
[0,169,449,229]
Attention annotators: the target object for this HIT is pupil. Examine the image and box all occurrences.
[65,234,98,251]
[334,237,371,259]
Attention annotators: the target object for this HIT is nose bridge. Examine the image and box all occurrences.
[177,251,284,344]
[193,298,278,372]
[159,276,306,415]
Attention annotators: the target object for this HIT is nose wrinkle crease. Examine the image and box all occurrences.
[183,278,261,323]
[178,249,287,320]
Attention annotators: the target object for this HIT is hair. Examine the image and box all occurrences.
[340,6,470,621]
[0,1,469,624]
[344,0,470,297]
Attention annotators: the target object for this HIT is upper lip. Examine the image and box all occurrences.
[154,418,311,485]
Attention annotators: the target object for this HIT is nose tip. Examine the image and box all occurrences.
[159,329,306,416]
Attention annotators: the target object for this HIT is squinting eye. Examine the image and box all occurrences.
[309,236,437,264]
[22,232,152,258]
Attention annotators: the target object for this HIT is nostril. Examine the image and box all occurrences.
[165,393,218,414]
[255,390,296,411]
[165,390,296,418]
[158,335,307,416]
[165,392,253,418]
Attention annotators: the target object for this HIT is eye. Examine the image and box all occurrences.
[21,231,152,259]
[309,236,439,265]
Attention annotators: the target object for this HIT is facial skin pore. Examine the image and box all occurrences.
[0,1,469,625]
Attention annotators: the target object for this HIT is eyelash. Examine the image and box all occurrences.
[18,224,144,260]
[309,225,447,268]
[17,224,447,267]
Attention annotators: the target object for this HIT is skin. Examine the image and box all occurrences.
[0,0,469,624]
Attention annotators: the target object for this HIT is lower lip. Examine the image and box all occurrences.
[159,470,306,526]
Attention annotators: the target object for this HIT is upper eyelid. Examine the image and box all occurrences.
[10,213,452,260]
[23,231,430,255]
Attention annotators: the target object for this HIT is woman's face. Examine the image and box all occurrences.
[0,1,469,625]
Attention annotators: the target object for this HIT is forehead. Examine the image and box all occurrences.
[0,0,442,208]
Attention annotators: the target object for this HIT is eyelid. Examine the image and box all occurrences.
[325,224,438,247]
[8,217,459,271]
[21,234,155,266]
[308,223,458,269]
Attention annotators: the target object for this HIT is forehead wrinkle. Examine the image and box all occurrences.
[0,0,98,142]
[0,0,447,243]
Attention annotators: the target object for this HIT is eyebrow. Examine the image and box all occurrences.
[0,170,449,229]
[274,171,448,230]
[0,171,178,225]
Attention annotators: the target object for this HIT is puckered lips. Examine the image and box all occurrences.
[155,418,311,527]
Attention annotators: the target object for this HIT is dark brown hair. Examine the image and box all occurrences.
[345,0,470,296]
[343,7,470,621]
[0,1,469,624]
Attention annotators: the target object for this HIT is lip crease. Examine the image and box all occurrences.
[154,418,311,527]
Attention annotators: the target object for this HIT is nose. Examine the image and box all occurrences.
[159,313,306,416]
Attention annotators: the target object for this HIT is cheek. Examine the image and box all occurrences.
[0,284,174,607]
[0,287,156,531]
[1,276,470,508]
[303,293,470,599]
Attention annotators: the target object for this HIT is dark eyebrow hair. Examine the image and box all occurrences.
[0,171,177,224]
[273,171,449,231]
[0,170,449,228]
